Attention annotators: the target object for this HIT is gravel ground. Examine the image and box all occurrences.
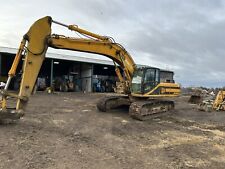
[0,92,224,169]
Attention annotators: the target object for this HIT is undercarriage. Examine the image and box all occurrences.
[97,95,175,120]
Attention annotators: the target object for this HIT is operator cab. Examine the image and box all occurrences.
[131,66,175,94]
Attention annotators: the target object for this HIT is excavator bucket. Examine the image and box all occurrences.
[0,108,23,124]
[0,94,24,123]
[188,95,202,104]
[0,109,23,122]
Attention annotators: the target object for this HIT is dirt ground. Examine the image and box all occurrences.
[0,92,225,169]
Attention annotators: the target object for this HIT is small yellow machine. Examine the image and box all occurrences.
[213,90,225,110]
[0,16,180,121]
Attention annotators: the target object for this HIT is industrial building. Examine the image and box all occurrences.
[0,47,118,92]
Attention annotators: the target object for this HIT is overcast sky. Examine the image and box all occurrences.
[0,0,225,87]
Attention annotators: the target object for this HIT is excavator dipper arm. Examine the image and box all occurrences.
[0,16,51,120]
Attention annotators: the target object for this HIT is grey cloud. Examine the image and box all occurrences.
[119,1,225,87]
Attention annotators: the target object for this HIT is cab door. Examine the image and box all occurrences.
[143,68,160,93]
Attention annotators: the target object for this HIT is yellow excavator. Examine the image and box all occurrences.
[0,16,180,121]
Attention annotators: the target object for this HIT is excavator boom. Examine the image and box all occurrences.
[49,35,136,80]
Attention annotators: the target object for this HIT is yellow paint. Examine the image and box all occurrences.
[1,98,6,110]
[8,39,26,77]
[16,16,51,110]
[49,35,135,81]
[68,25,109,41]
[132,82,180,97]
[213,90,225,110]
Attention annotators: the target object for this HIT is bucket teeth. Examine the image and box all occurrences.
[0,109,24,123]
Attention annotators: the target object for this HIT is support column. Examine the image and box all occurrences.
[91,64,93,92]
[50,59,54,87]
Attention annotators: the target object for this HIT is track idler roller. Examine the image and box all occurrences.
[97,96,130,112]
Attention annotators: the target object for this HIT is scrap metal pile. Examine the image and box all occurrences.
[185,87,225,112]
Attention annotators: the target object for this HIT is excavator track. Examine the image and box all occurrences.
[97,95,131,112]
[129,99,174,121]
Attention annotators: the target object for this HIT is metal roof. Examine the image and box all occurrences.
[0,46,114,66]
[137,64,173,73]
[0,46,173,72]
